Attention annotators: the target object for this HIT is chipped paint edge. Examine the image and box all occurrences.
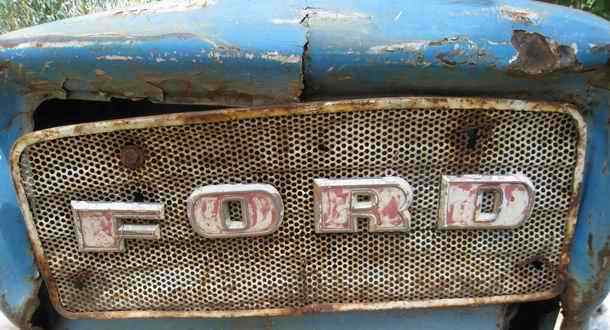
[9,96,586,320]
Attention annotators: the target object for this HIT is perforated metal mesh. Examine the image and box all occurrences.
[18,104,579,314]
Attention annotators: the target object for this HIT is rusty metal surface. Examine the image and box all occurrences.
[300,1,610,100]
[0,1,607,327]
[0,1,609,109]
[508,30,582,76]
[119,145,147,170]
[0,1,307,107]
[559,91,610,330]
[9,97,586,320]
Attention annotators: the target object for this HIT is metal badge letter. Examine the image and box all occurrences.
[438,175,535,229]
[187,184,284,238]
[313,177,414,233]
[71,201,164,252]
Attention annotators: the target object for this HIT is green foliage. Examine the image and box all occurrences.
[0,0,159,33]
[0,0,608,34]
[554,0,610,19]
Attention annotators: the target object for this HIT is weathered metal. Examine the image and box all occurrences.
[119,145,147,170]
[0,1,608,107]
[313,177,413,233]
[187,184,284,238]
[71,201,164,252]
[0,1,306,106]
[0,90,42,330]
[438,175,535,229]
[0,0,607,328]
[301,1,610,98]
[10,97,584,320]
[560,93,610,330]
[508,30,581,76]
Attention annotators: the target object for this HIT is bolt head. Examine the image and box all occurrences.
[120,145,146,169]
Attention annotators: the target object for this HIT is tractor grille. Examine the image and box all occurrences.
[13,98,583,318]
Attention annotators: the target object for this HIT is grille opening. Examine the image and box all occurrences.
[354,192,376,210]
[34,98,225,130]
[480,189,500,213]
[466,127,480,150]
[133,191,145,203]
[356,194,372,203]
[476,188,502,222]
[317,143,330,152]
[530,260,544,271]
[223,200,246,230]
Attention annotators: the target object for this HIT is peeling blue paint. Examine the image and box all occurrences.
[0,89,39,328]
[563,89,610,329]
[304,0,610,97]
[0,1,307,106]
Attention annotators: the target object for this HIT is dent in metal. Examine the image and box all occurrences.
[187,184,284,238]
[438,175,535,230]
[71,201,164,252]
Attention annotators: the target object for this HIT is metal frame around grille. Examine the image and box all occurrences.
[11,97,586,319]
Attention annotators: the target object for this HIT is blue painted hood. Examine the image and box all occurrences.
[0,0,610,105]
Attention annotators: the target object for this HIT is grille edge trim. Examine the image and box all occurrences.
[11,97,586,319]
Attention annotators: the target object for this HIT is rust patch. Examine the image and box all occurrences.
[87,71,164,101]
[119,145,147,170]
[436,49,465,67]
[0,293,39,330]
[508,30,582,76]
[70,270,93,290]
[562,238,610,330]
[139,73,297,106]
[366,36,495,68]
